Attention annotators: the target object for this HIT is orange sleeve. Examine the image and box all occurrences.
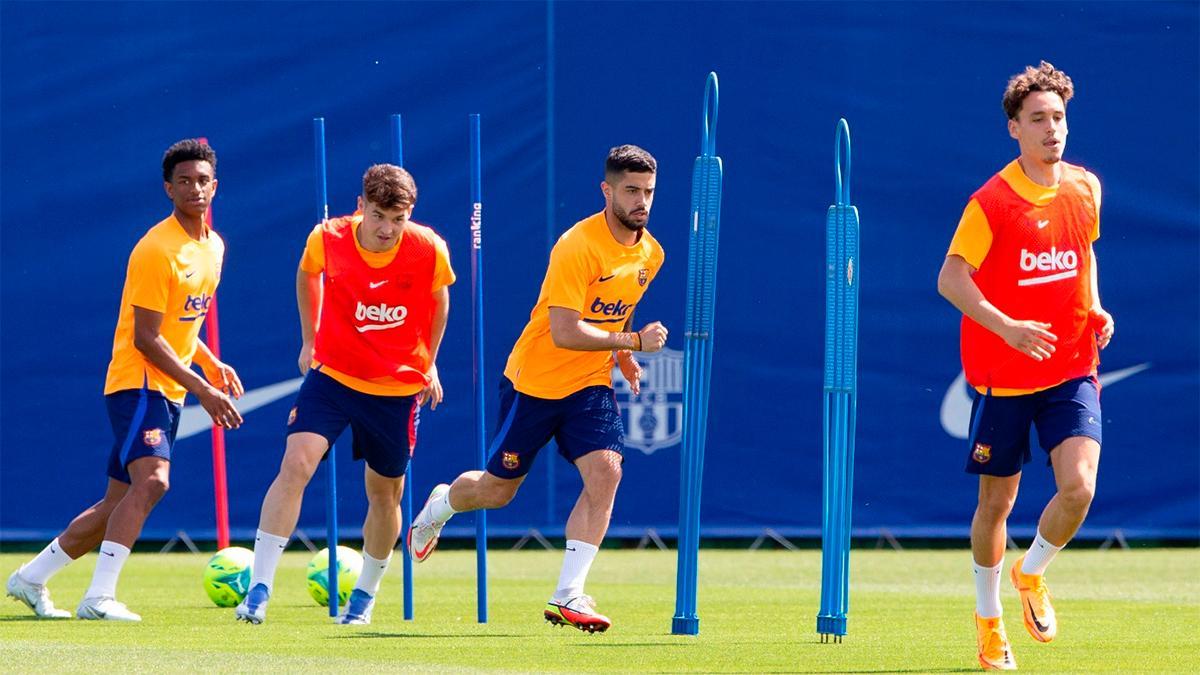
[1086,171,1102,241]
[125,238,173,313]
[947,198,992,270]
[431,237,456,292]
[299,224,325,274]
[545,234,593,312]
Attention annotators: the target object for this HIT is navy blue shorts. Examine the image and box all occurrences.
[484,377,623,479]
[106,389,182,483]
[965,375,1102,477]
[287,369,419,478]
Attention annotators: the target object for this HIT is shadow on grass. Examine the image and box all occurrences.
[0,615,66,622]
[329,631,526,639]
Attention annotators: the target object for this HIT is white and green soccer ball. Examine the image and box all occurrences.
[203,546,254,607]
[306,546,362,607]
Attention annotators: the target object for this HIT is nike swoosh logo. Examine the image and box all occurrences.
[185,271,196,278]
[101,550,115,557]
[1036,219,1050,229]
[369,280,388,289]
[598,275,615,282]
[1027,599,1051,633]
[939,363,1151,439]
[177,377,305,440]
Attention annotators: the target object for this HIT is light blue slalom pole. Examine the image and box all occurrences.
[313,117,339,619]
[673,71,723,636]
[469,113,489,623]
[817,119,859,642]
[390,113,416,622]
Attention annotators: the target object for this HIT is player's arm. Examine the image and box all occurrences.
[420,286,450,409]
[613,314,643,395]
[937,255,1057,362]
[1089,245,1114,350]
[548,307,667,353]
[193,339,244,398]
[132,307,242,428]
[296,265,323,374]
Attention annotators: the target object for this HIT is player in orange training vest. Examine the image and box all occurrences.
[236,164,454,626]
[6,139,243,622]
[938,61,1115,670]
[408,145,667,633]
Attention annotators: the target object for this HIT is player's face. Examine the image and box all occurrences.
[1008,91,1068,165]
[165,160,217,220]
[356,196,412,252]
[603,171,656,231]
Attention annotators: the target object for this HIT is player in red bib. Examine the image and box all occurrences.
[938,62,1115,670]
[236,165,454,625]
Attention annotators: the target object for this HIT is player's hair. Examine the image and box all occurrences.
[362,164,417,209]
[605,144,657,178]
[162,139,217,181]
[1002,61,1075,120]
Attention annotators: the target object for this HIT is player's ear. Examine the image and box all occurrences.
[600,180,611,202]
[163,180,174,201]
[1007,118,1019,141]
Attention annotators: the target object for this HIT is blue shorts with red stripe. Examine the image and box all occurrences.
[287,368,419,478]
[965,375,1102,477]
[105,388,182,483]
[484,376,623,479]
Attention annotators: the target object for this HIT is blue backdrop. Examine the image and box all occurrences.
[2,1,1197,541]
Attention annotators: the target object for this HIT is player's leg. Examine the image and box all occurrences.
[965,391,1030,670]
[409,376,544,562]
[544,385,623,633]
[6,479,128,619]
[1012,376,1103,643]
[76,454,171,622]
[337,466,404,625]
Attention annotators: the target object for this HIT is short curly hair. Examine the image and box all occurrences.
[362,164,417,209]
[1003,61,1074,120]
[162,139,216,181]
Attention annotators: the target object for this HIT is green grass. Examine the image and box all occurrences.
[1,549,1197,672]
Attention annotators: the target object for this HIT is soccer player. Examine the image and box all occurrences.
[407,145,667,633]
[937,62,1114,670]
[6,140,244,622]
[235,164,453,626]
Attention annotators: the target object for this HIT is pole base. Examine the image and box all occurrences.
[816,614,847,640]
[672,615,700,635]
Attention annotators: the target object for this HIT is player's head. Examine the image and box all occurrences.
[162,139,217,220]
[356,164,416,252]
[601,144,657,232]
[1003,61,1074,166]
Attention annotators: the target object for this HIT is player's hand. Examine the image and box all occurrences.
[419,364,443,410]
[616,349,643,396]
[638,321,668,353]
[1091,307,1115,350]
[203,360,244,399]
[199,384,243,429]
[1000,319,1057,361]
[298,341,314,375]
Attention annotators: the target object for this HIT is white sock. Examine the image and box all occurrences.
[1021,530,1064,576]
[553,539,599,601]
[20,538,76,585]
[973,559,1004,618]
[354,551,391,597]
[250,529,290,593]
[429,488,458,524]
[85,541,131,599]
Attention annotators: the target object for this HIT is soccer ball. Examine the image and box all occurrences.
[306,546,362,607]
[203,546,254,607]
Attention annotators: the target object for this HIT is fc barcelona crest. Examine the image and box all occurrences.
[973,442,992,464]
[612,347,684,455]
[638,268,649,287]
[287,407,297,426]
[502,451,520,470]
[143,428,163,447]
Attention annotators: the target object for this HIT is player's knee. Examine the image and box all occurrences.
[278,452,319,486]
[977,491,1016,520]
[586,459,622,496]
[135,474,170,503]
[1059,481,1095,513]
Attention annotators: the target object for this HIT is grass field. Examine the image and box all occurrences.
[1,548,1197,673]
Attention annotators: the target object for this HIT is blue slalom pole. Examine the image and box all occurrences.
[817,119,859,642]
[673,72,723,636]
[469,113,488,624]
[390,113,415,622]
[313,117,339,619]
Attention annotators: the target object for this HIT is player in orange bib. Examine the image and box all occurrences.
[938,62,1116,670]
[6,140,244,622]
[236,164,453,626]
[408,145,667,632]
